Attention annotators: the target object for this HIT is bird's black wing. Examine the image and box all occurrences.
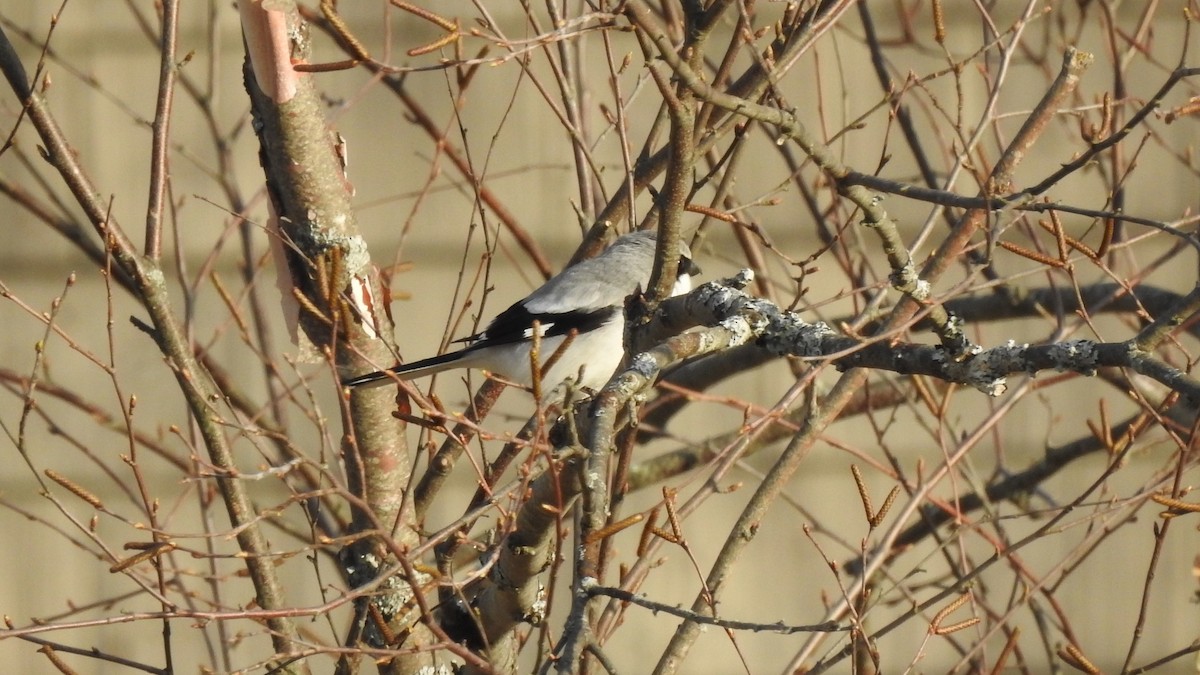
[459,301,620,348]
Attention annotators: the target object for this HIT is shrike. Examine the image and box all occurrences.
[342,230,698,392]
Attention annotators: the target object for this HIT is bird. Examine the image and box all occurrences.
[341,230,698,393]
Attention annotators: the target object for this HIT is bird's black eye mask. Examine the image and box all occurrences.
[679,255,701,277]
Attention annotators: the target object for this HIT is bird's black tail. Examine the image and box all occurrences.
[341,350,469,388]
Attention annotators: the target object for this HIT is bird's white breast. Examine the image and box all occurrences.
[471,317,626,392]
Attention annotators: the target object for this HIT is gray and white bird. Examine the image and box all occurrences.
[342,230,698,392]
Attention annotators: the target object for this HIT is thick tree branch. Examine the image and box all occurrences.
[238,0,426,667]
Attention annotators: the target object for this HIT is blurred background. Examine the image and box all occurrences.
[1,2,1198,673]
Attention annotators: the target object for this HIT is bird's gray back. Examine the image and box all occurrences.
[521,231,660,314]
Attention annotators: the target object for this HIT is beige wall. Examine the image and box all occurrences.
[1,2,1197,673]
